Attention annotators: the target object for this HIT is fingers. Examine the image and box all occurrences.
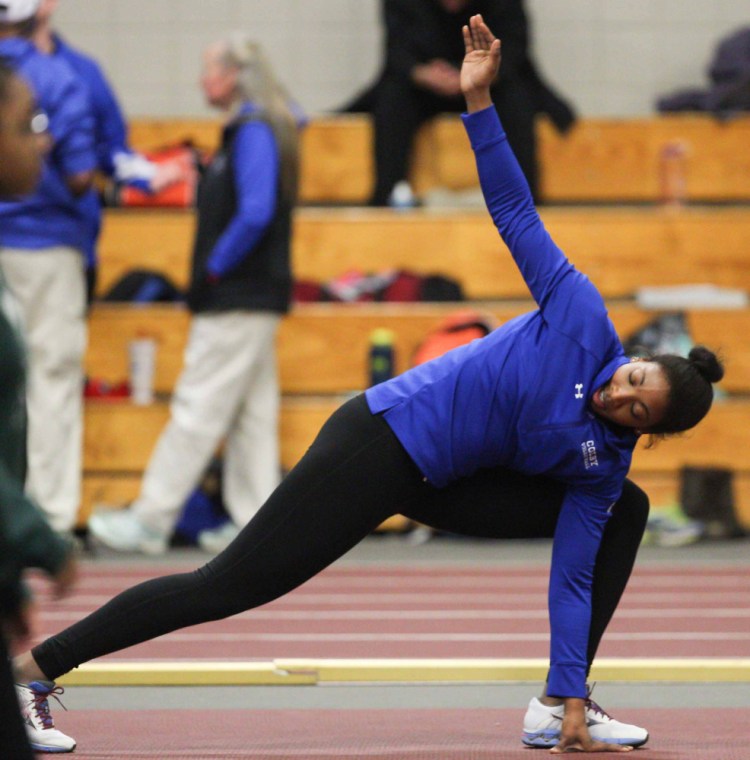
[470,14,497,50]
[550,739,634,753]
[462,24,473,55]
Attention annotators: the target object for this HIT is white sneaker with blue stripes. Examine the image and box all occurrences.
[16,680,76,753]
[522,693,649,748]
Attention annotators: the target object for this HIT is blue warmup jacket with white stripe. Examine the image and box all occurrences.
[366,105,638,698]
[51,33,147,268]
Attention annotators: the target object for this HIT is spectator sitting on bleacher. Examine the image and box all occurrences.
[343,0,575,206]
[87,34,300,556]
[32,0,185,302]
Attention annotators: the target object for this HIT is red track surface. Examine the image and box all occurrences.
[31,561,750,662]
[62,708,749,759]
[26,556,750,757]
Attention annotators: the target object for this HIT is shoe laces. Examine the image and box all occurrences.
[30,684,68,730]
[584,682,612,722]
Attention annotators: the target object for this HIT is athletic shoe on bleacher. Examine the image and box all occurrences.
[16,680,76,753]
[522,693,649,748]
[88,508,167,555]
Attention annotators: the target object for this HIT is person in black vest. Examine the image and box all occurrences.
[88,34,300,556]
[344,0,575,206]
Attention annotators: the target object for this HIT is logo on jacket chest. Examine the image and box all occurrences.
[574,383,584,399]
[581,439,599,469]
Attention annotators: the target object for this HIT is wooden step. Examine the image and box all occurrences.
[82,397,750,477]
[81,470,750,532]
[97,206,750,300]
[86,303,750,395]
[81,397,750,529]
[127,114,750,204]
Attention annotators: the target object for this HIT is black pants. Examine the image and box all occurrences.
[33,395,648,680]
[366,74,539,205]
[1,633,34,760]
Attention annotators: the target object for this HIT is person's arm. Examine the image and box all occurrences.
[0,459,76,594]
[382,0,425,80]
[546,487,638,754]
[45,62,97,197]
[70,51,183,194]
[460,15,569,309]
[204,120,279,279]
[461,14,610,349]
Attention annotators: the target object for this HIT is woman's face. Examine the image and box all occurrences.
[200,44,239,110]
[590,359,670,432]
[0,76,49,197]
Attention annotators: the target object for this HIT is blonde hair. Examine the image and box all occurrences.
[218,33,299,202]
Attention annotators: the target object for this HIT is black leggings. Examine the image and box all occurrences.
[33,395,648,680]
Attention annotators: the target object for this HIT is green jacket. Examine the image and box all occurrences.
[0,278,70,618]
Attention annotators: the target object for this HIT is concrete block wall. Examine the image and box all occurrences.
[53,0,749,118]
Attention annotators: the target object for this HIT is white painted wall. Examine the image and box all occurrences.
[53,1,749,118]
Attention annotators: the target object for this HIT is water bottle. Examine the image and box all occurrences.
[659,140,687,208]
[369,329,395,387]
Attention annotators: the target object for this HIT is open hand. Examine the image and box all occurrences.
[460,14,501,110]
[550,700,633,753]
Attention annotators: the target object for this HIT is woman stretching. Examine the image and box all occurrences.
[15,15,723,754]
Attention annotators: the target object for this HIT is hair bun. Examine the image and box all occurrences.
[688,345,724,384]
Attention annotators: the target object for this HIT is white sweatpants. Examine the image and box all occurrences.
[0,247,86,533]
[132,311,281,536]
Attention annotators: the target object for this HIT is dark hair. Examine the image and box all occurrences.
[648,345,724,434]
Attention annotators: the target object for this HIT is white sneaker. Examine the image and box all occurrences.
[16,680,76,753]
[88,508,168,555]
[522,694,649,748]
[197,521,240,553]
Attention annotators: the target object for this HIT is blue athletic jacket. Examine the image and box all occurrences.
[0,37,95,252]
[51,33,152,268]
[366,106,638,698]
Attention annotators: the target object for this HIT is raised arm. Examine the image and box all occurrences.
[460,16,606,335]
[460,15,571,312]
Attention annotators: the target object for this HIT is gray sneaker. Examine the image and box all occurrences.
[88,508,168,555]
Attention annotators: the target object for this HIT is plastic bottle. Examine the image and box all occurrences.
[659,140,688,208]
[128,333,157,405]
[369,328,396,387]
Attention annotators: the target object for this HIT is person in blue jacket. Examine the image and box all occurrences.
[0,0,97,538]
[32,0,184,301]
[13,15,723,755]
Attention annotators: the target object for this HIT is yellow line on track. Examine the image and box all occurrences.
[58,657,750,686]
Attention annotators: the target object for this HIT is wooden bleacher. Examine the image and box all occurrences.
[87,303,750,396]
[78,112,750,530]
[97,206,750,299]
[128,113,750,204]
[83,303,750,528]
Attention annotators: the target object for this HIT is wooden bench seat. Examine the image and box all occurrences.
[81,397,750,528]
[97,206,750,300]
[86,302,750,395]
[127,114,750,204]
